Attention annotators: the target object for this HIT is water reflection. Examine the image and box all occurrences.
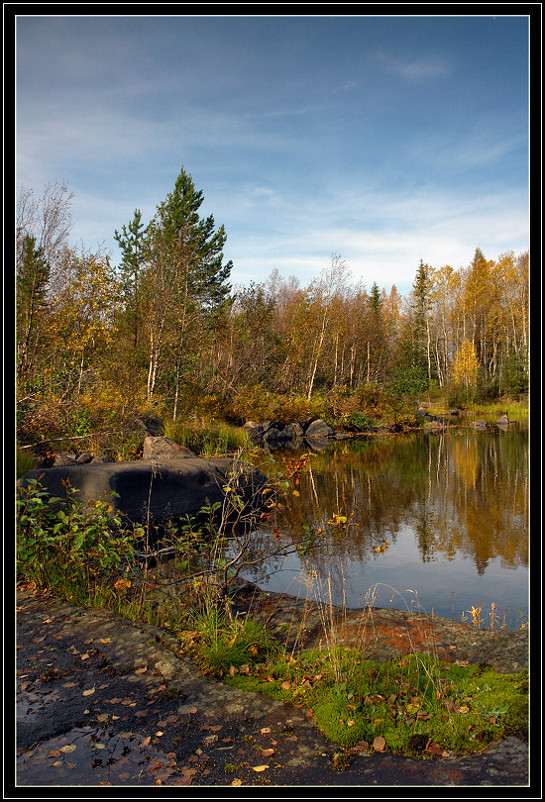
[250,430,528,624]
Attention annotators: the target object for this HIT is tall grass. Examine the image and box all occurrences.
[164,419,250,456]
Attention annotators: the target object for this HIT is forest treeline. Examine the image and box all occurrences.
[16,169,529,447]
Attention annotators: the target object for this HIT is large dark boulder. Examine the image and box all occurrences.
[18,457,268,525]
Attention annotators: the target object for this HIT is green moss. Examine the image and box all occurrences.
[223,649,528,758]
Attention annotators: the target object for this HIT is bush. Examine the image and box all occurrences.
[16,479,141,593]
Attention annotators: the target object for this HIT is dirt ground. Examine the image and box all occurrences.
[12,585,535,792]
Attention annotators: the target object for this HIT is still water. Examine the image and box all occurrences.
[248,429,529,629]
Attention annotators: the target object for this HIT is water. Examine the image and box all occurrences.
[246,428,529,628]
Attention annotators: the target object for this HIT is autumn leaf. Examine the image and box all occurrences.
[372,736,386,752]
[261,748,275,758]
[231,779,243,786]
[135,666,147,674]
[60,744,76,753]
[82,687,95,696]
[252,764,269,772]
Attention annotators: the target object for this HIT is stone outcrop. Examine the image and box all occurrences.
[243,418,336,451]
[18,457,268,526]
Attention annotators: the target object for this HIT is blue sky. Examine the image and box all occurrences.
[16,14,530,295]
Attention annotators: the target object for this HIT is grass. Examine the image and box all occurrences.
[225,647,528,757]
[164,418,251,456]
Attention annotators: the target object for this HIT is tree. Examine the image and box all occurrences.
[304,254,350,399]
[16,183,73,294]
[145,167,233,415]
[411,259,433,382]
[16,234,50,382]
[48,250,121,395]
[114,209,147,349]
[452,339,479,390]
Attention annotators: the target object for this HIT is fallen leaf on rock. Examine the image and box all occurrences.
[82,688,95,697]
[100,638,111,644]
[135,666,147,674]
[46,750,61,758]
[252,764,269,772]
[231,779,243,787]
[372,736,386,752]
[260,748,275,758]
[142,736,152,747]
[51,761,62,767]
[155,731,164,737]
[96,714,109,722]
[260,727,271,734]
[80,653,90,661]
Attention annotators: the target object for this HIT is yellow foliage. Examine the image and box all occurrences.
[452,340,479,388]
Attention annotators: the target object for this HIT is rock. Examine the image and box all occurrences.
[75,451,93,464]
[18,457,268,526]
[52,452,78,466]
[284,422,305,438]
[470,419,490,430]
[495,415,517,428]
[304,419,335,438]
[448,409,460,417]
[142,436,196,460]
[91,453,114,463]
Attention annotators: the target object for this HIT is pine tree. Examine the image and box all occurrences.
[114,209,147,349]
[16,234,50,382]
[145,167,233,414]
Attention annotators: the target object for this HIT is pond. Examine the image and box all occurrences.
[245,428,529,630]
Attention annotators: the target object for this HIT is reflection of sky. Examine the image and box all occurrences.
[255,523,529,629]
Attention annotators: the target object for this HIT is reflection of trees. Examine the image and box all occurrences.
[266,430,528,582]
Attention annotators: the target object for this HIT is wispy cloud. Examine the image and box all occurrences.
[372,50,451,82]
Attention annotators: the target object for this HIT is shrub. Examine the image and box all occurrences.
[16,479,141,594]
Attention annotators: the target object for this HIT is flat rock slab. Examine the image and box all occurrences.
[18,458,267,524]
[14,588,531,788]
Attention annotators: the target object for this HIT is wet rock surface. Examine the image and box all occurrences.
[14,587,530,788]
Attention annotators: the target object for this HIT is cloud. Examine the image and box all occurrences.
[221,181,529,292]
[372,50,451,82]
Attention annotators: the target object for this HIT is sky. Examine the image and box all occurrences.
[15,13,530,296]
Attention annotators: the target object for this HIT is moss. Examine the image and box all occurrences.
[223,649,528,759]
